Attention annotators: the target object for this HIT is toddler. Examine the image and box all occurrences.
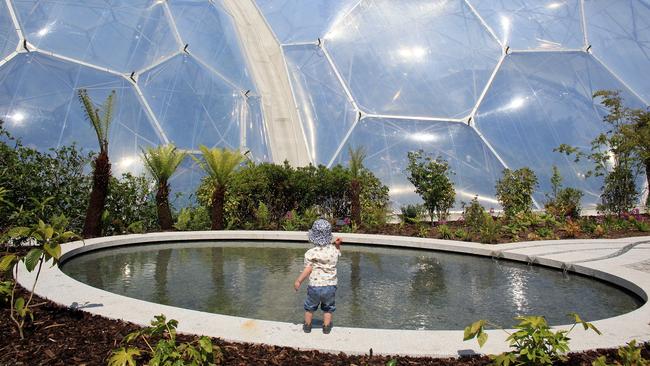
[294,219,342,334]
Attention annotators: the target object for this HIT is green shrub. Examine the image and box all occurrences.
[454,228,469,241]
[437,224,452,240]
[103,173,158,236]
[599,164,639,216]
[255,202,271,229]
[462,196,487,234]
[593,340,648,366]
[406,150,455,223]
[535,227,553,239]
[109,314,222,366]
[174,206,211,231]
[464,313,600,366]
[0,122,91,232]
[479,213,500,244]
[400,204,423,224]
[199,161,388,230]
[495,168,538,218]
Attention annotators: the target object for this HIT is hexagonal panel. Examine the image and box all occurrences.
[167,0,254,90]
[284,44,357,165]
[13,0,178,73]
[254,0,358,44]
[469,0,584,50]
[473,52,646,208]
[325,0,502,119]
[585,0,650,103]
[332,118,505,209]
[139,53,244,151]
[0,0,18,60]
[0,53,162,174]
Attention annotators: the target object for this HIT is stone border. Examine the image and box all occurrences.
[16,231,650,357]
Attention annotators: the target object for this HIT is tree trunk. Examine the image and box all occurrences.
[82,151,110,238]
[156,180,173,231]
[211,185,226,230]
[350,179,362,226]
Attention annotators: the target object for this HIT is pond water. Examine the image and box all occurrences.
[61,241,642,330]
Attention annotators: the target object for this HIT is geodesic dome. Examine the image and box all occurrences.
[1,0,649,209]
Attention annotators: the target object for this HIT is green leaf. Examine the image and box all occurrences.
[43,242,61,261]
[14,297,24,312]
[198,337,213,353]
[23,249,43,272]
[386,359,398,366]
[107,347,141,366]
[8,226,30,238]
[477,332,488,348]
[0,255,18,272]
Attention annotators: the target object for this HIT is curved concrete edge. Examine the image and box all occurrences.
[15,231,650,358]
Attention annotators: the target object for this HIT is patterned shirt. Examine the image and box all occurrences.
[304,244,341,287]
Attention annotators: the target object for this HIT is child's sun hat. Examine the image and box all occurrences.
[308,219,333,246]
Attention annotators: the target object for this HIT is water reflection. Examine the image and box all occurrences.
[61,242,642,330]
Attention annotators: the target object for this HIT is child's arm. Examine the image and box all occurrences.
[334,237,342,251]
[294,265,312,291]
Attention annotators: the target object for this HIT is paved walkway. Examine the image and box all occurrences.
[17,232,650,357]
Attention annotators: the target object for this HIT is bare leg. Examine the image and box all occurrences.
[323,312,332,326]
[304,311,313,325]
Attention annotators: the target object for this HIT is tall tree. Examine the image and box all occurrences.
[80,89,115,238]
[556,90,647,212]
[348,146,366,226]
[142,144,187,230]
[196,146,245,230]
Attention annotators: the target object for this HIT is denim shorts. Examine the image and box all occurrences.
[304,285,336,313]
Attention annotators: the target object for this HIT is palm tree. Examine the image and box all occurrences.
[348,145,366,226]
[80,89,115,238]
[142,144,187,230]
[195,146,245,230]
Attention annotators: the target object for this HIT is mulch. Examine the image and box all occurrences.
[0,285,644,365]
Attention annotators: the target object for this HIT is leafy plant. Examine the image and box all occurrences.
[437,224,453,240]
[462,196,487,234]
[0,122,91,233]
[556,90,648,210]
[464,313,601,366]
[454,228,469,241]
[417,224,430,238]
[495,168,538,218]
[479,213,500,244]
[1,219,78,339]
[544,167,584,219]
[536,227,553,239]
[593,340,648,366]
[103,173,158,236]
[0,280,11,305]
[174,206,211,231]
[142,144,187,231]
[562,220,582,238]
[109,314,222,366]
[599,164,638,216]
[78,89,115,238]
[406,150,456,223]
[400,204,424,224]
[254,202,271,229]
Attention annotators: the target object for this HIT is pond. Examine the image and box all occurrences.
[61,241,642,330]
